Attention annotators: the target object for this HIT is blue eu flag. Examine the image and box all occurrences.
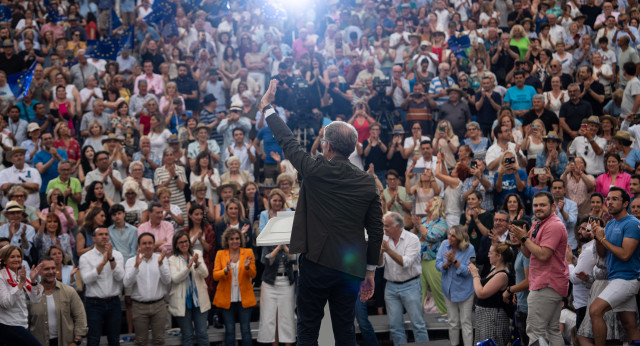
[120,26,134,52]
[8,63,36,101]
[44,0,64,22]
[0,5,12,22]
[143,0,177,24]
[86,38,120,61]
[111,9,122,32]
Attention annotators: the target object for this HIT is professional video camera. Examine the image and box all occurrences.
[372,76,392,90]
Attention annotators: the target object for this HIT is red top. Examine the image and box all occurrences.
[139,113,151,135]
[54,138,81,161]
[528,213,570,297]
[352,117,371,144]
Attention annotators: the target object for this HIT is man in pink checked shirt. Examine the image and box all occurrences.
[137,202,174,254]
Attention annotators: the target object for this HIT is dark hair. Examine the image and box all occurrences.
[533,191,555,205]
[137,232,156,244]
[386,169,400,179]
[39,256,55,264]
[93,150,109,165]
[467,190,483,201]
[579,216,604,228]
[591,192,604,203]
[0,237,9,243]
[493,125,502,138]
[631,174,640,182]
[599,36,609,44]
[82,206,105,232]
[604,152,622,172]
[551,178,566,188]
[81,145,95,175]
[148,201,163,213]
[85,181,105,204]
[501,193,525,214]
[193,150,213,176]
[172,230,192,256]
[623,61,637,76]
[187,204,208,229]
[513,70,525,78]
[223,46,237,60]
[609,186,631,205]
[109,204,125,215]
[420,139,432,147]
[44,213,62,237]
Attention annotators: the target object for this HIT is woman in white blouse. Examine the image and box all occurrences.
[148,113,172,160]
[0,245,43,344]
[168,231,211,346]
[592,52,615,96]
[543,76,569,116]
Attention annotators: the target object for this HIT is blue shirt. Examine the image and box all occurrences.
[604,214,640,280]
[435,240,475,303]
[556,197,578,250]
[108,223,138,263]
[0,223,36,257]
[15,100,39,122]
[514,251,530,313]
[257,127,282,165]
[504,85,538,112]
[33,149,68,193]
[621,149,640,170]
[494,169,528,205]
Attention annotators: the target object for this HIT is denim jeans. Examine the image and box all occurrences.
[221,302,252,346]
[354,293,379,346]
[85,297,122,346]
[0,323,42,346]
[296,254,360,346]
[385,278,430,346]
[177,306,209,346]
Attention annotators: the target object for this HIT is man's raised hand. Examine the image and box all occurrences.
[260,79,278,110]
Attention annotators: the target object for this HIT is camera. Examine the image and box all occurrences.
[372,76,391,89]
[534,168,546,175]
[470,160,478,169]
[504,157,515,165]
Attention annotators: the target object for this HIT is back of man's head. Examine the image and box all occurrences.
[324,121,358,157]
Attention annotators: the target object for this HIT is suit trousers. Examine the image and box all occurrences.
[132,299,167,346]
[296,255,360,346]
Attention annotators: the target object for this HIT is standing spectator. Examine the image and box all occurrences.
[168,231,211,346]
[432,120,460,169]
[6,106,28,147]
[462,122,491,162]
[438,88,471,140]
[84,151,123,204]
[535,132,567,178]
[589,187,640,346]
[504,224,531,346]
[134,61,164,98]
[364,122,388,185]
[0,245,43,345]
[560,84,594,144]
[412,197,448,314]
[27,256,87,346]
[468,241,514,346]
[123,233,170,346]
[69,50,98,91]
[569,117,607,176]
[380,212,430,345]
[551,179,579,253]
[137,202,175,255]
[0,147,42,209]
[428,63,455,106]
[78,227,124,346]
[383,170,413,222]
[34,132,68,206]
[616,37,640,89]
[561,157,596,219]
[405,168,440,218]
[173,64,199,112]
[436,225,475,346]
[213,228,256,346]
[510,191,569,346]
[504,71,538,120]
[569,217,596,334]
[474,76,503,136]
[435,153,467,228]
[155,148,188,216]
[620,61,640,121]
[187,123,221,168]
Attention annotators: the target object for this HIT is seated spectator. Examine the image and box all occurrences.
[39,188,77,237]
[75,206,108,258]
[221,156,252,187]
[0,186,41,230]
[46,244,78,288]
[156,187,185,232]
[119,178,148,227]
[613,131,640,173]
[33,213,73,266]
[525,166,552,204]
[535,131,567,178]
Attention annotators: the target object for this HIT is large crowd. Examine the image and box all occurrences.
[0,0,639,345]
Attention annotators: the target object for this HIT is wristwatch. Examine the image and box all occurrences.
[262,104,272,113]
[108,257,115,262]
[520,236,528,244]
[506,286,512,294]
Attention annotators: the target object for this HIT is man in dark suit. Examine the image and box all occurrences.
[260,80,384,345]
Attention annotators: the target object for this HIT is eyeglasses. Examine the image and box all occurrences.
[386,177,398,181]
[177,240,189,245]
[13,195,26,198]
[459,78,468,81]
[494,218,508,223]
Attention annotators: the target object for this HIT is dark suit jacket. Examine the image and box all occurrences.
[266,111,384,278]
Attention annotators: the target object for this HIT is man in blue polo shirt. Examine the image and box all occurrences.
[589,187,640,346]
[34,132,68,207]
[504,70,537,120]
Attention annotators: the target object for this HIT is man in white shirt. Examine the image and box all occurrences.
[124,233,171,346]
[386,65,411,109]
[411,140,445,195]
[569,117,606,176]
[0,201,36,259]
[222,128,256,177]
[379,212,429,345]
[486,126,526,177]
[548,14,567,44]
[568,217,598,332]
[0,147,42,208]
[84,151,123,203]
[79,75,103,113]
[79,227,124,346]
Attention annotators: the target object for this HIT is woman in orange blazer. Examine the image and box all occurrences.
[213,227,256,346]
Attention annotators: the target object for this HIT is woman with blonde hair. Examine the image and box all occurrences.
[276,173,297,210]
[187,181,216,224]
[432,119,459,169]
[54,122,81,171]
[436,225,476,346]
[521,118,546,172]
[160,81,185,118]
[405,168,440,218]
[82,120,107,151]
[412,196,448,314]
[509,24,530,59]
[46,245,78,288]
[148,113,172,160]
[128,161,155,202]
